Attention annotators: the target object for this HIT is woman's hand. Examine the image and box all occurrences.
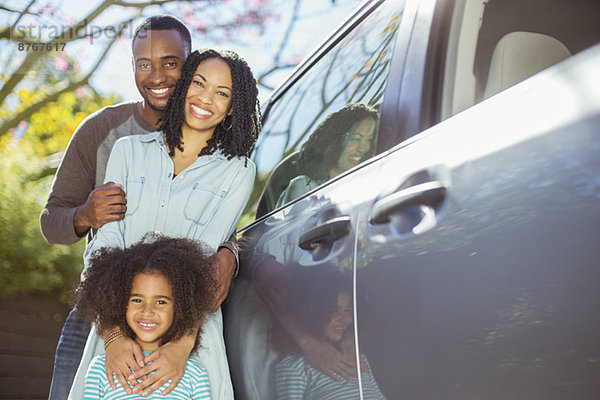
[130,334,195,396]
[211,247,236,312]
[300,334,357,381]
[104,335,144,393]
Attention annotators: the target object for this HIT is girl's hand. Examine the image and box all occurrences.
[104,336,145,393]
[130,337,193,396]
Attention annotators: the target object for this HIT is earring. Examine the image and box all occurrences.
[222,115,233,130]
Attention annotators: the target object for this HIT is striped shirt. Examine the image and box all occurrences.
[83,352,211,399]
[275,354,385,399]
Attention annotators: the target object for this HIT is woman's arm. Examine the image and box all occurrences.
[203,159,256,310]
[82,139,130,268]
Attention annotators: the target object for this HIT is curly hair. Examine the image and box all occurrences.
[132,15,191,56]
[75,236,217,352]
[297,103,379,181]
[158,48,261,160]
[271,267,352,355]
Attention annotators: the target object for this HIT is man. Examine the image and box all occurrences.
[41,15,238,399]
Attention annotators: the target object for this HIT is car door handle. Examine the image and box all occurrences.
[369,181,446,224]
[299,215,351,250]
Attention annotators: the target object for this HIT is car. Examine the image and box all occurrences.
[223,0,600,398]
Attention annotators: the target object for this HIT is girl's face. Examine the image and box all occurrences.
[126,272,174,352]
[181,57,233,138]
[323,291,353,344]
[335,117,375,174]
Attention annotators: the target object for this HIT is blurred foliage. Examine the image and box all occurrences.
[1,87,118,159]
[0,64,115,302]
[0,141,85,303]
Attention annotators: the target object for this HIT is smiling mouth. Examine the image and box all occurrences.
[190,104,213,117]
[138,321,158,330]
[145,86,172,98]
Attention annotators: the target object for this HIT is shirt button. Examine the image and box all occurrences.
[154,230,161,235]
[161,201,166,207]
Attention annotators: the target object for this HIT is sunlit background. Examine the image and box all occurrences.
[0,1,362,396]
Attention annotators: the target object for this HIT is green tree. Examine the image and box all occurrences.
[0,141,85,303]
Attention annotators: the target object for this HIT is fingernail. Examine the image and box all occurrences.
[128,374,134,380]
[133,387,138,393]
[142,391,148,396]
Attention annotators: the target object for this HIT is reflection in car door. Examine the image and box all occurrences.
[225,185,365,399]
[354,47,600,399]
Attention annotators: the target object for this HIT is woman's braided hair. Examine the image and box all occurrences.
[158,48,261,160]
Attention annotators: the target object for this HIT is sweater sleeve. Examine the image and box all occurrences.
[40,113,102,245]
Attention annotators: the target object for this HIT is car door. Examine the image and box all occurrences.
[223,1,410,399]
[354,37,600,400]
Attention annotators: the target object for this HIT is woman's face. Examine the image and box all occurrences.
[323,291,353,344]
[182,57,233,138]
[126,272,174,352]
[336,117,376,173]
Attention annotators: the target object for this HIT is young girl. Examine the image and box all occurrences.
[69,48,260,399]
[76,236,216,399]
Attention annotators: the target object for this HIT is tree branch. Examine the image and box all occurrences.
[0,17,131,138]
[0,0,126,107]
[111,0,183,9]
[10,0,37,31]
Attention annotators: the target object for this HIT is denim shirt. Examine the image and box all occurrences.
[84,130,255,267]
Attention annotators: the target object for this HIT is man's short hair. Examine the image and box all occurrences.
[132,15,192,55]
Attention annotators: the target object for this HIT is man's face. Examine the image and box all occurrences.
[132,29,187,111]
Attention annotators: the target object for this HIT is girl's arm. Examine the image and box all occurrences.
[275,357,308,400]
[83,356,108,400]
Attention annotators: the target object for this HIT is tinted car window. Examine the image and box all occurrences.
[253,0,406,217]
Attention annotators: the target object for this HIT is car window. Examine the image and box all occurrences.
[253,0,407,218]
[438,0,600,120]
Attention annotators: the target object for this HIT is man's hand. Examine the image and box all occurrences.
[211,247,236,312]
[300,334,357,381]
[73,182,126,236]
[131,336,194,396]
[104,336,145,393]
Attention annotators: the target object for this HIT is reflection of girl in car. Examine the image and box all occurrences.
[276,103,379,208]
[273,269,385,399]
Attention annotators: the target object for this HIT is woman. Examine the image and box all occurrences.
[69,48,261,399]
[276,103,378,208]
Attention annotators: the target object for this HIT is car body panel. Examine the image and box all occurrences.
[224,0,600,397]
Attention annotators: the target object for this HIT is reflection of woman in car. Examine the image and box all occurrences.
[276,103,379,208]
[273,269,385,399]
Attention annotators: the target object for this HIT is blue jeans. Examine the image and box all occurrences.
[48,308,90,400]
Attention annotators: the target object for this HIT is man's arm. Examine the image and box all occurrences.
[40,112,126,244]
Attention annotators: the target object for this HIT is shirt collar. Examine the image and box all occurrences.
[142,131,229,160]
